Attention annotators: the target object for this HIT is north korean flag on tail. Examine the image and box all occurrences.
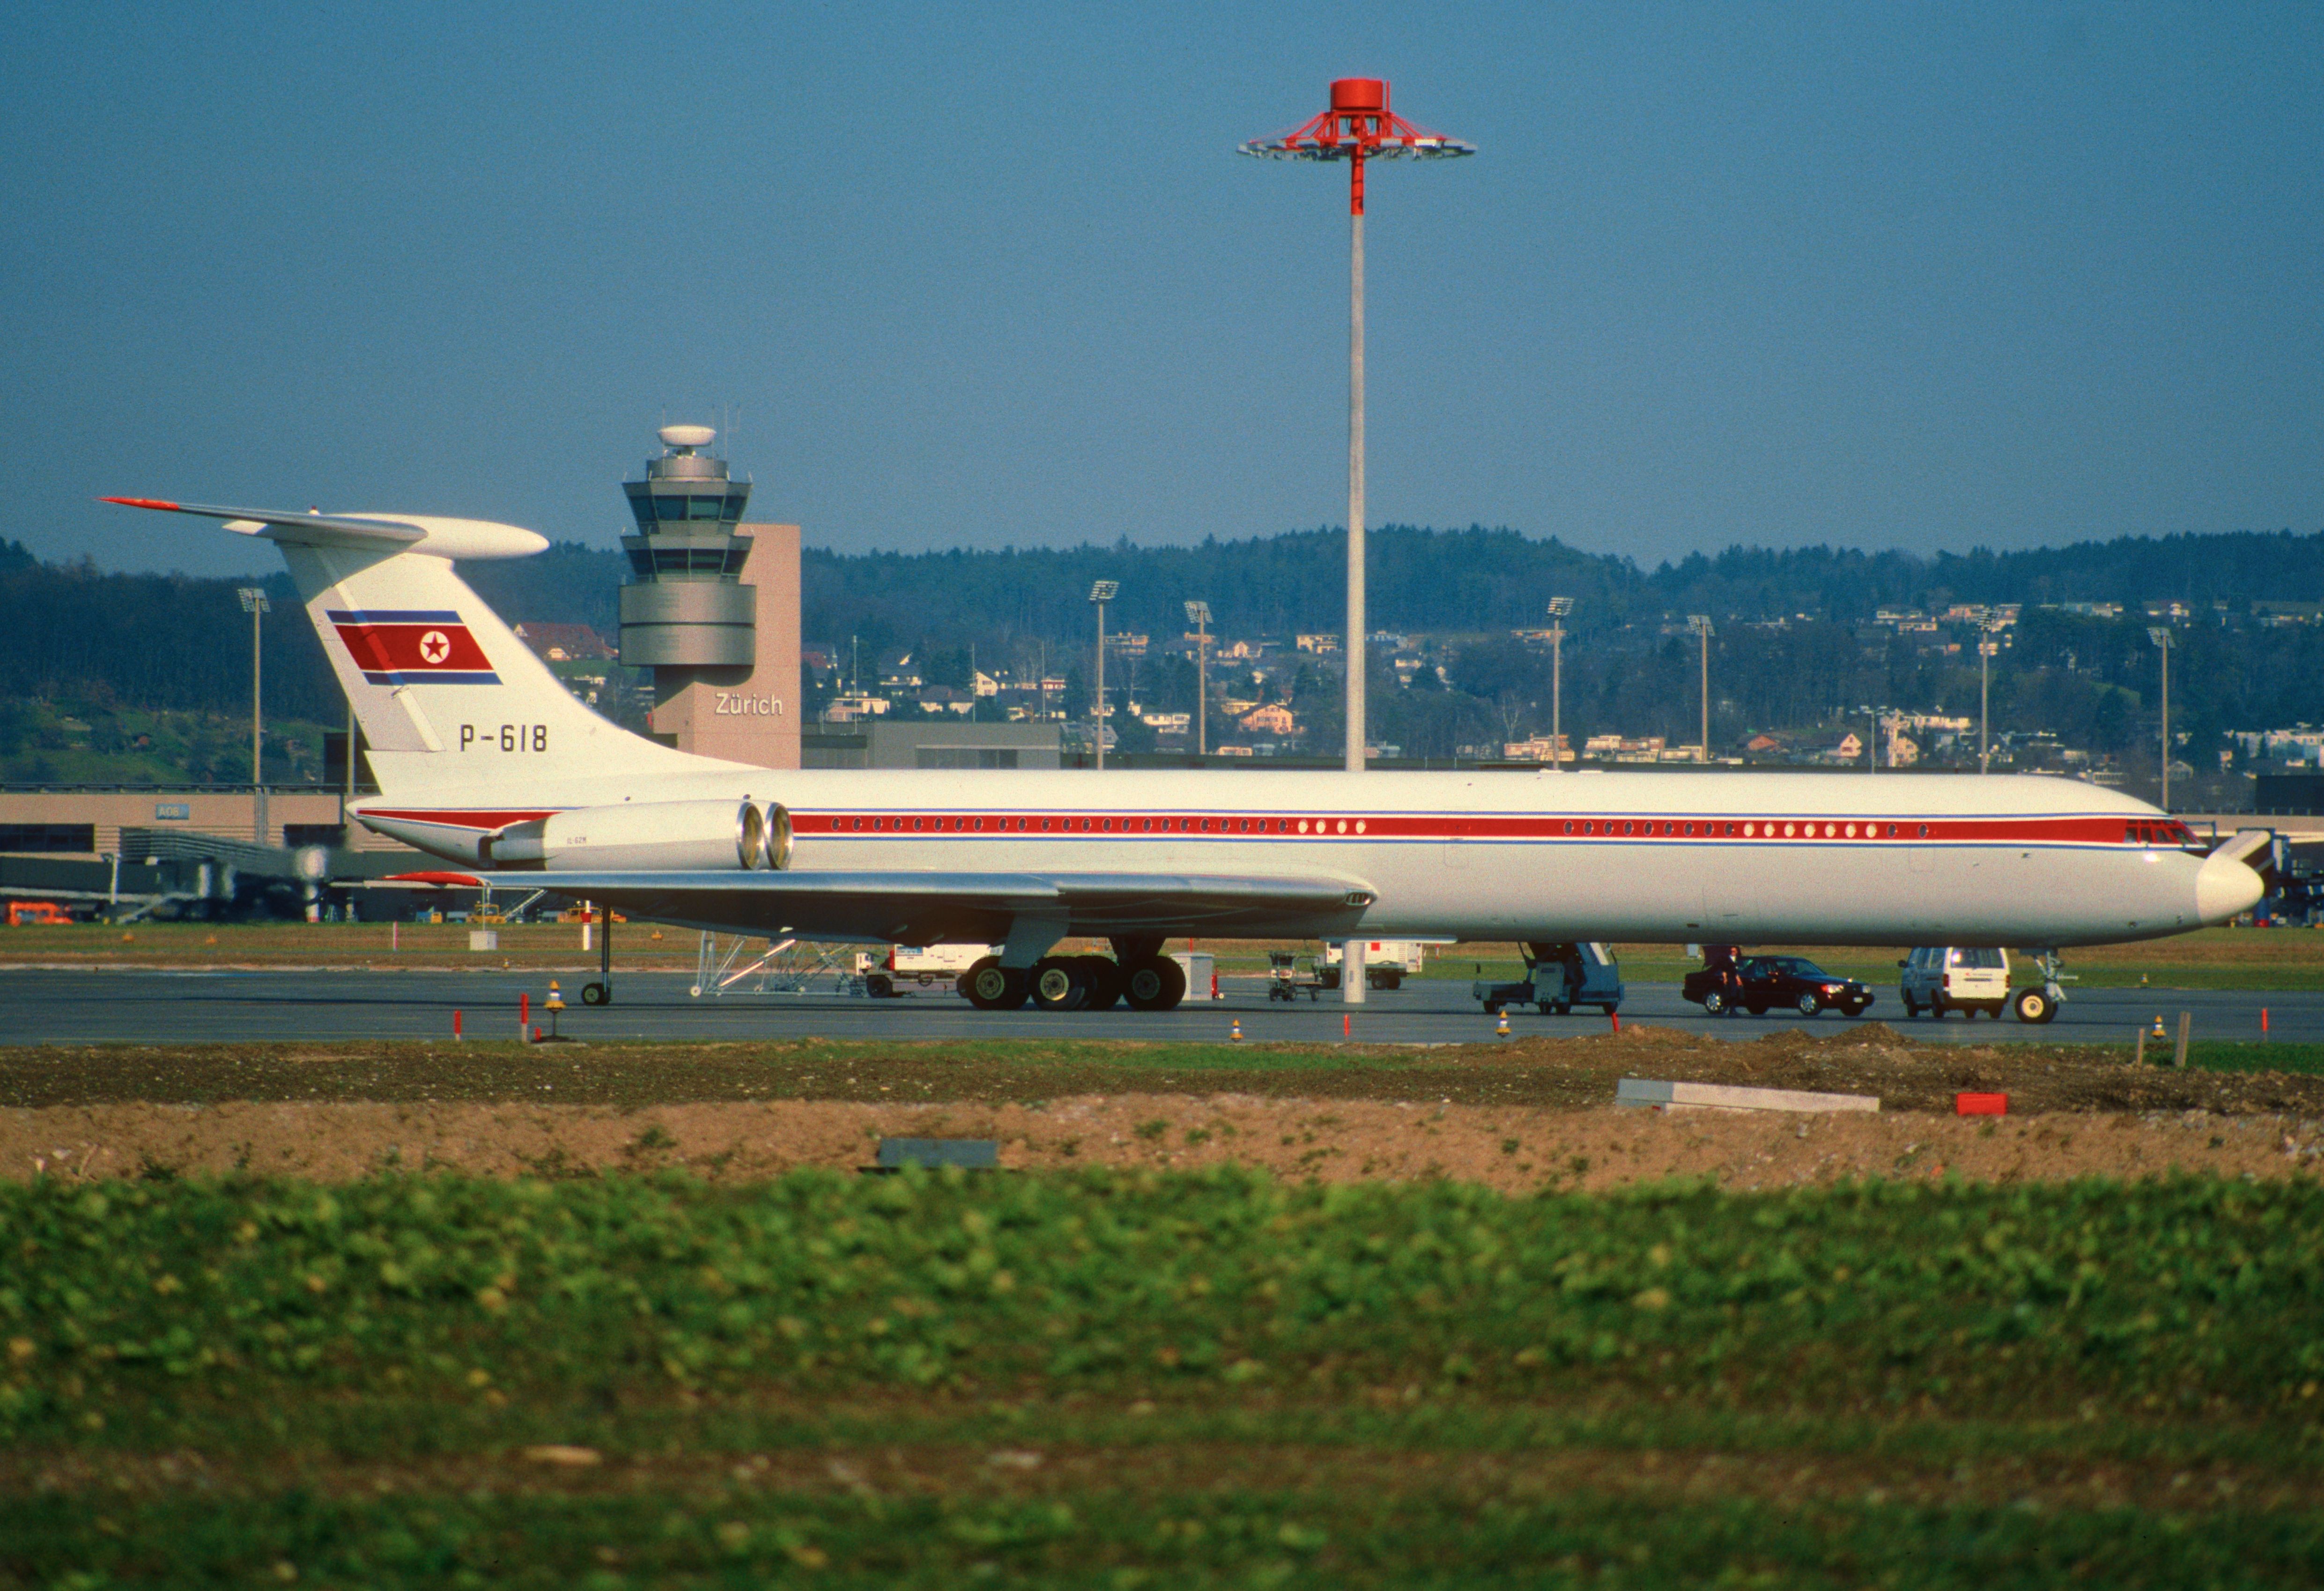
[327,609,501,685]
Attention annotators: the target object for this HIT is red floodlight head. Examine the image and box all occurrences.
[1241,77,1474,213]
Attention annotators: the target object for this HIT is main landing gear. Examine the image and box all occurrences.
[961,937,1189,1012]
[580,906,614,1006]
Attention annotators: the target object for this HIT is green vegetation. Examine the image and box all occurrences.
[2170,1041,2324,1075]
[0,699,345,787]
[4,1171,2323,1584]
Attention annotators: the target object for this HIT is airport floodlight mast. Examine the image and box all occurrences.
[1243,78,1474,773]
[1185,600,1212,757]
[1546,597,1573,769]
[237,587,270,844]
[2148,626,2175,810]
[1089,581,1118,769]
[1687,616,1714,763]
[1976,617,2007,775]
[1859,704,1896,773]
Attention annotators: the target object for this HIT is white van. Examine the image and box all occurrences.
[1898,946,2011,1019]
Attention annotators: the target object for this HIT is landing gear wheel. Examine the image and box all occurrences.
[580,981,609,1007]
[1796,993,1821,1017]
[963,957,1029,1011]
[1122,955,1187,1012]
[1702,989,1728,1016]
[2013,988,2056,1024]
[1076,955,1124,1011]
[1030,956,1088,1011]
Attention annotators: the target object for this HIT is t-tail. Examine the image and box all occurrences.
[101,497,744,795]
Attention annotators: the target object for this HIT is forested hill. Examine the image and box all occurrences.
[2,526,2319,723]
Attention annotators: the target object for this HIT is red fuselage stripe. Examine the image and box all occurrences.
[365,807,2191,847]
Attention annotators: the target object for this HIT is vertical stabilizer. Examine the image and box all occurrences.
[102,499,747,794]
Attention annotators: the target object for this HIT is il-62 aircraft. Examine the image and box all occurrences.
[107,496,2268,1019]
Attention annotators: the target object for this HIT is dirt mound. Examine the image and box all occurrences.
[8,1096,2321,1191]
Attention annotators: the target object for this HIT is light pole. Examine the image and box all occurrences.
[1089,581,1118,770]
[2148,626,2175,810]
[1977,621,2001,774]
[1688,615,1714,763]
[1546,597,1572,769]
[1860,704,1894,773]
[1244,80,1473,773]
[238,587,270,845]
[1185,600,1212,758]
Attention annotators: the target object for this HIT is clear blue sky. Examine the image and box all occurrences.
[6,1,2318,578]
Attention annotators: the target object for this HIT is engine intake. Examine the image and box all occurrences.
[482,799,788,871]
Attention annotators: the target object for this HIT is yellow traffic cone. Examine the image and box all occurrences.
[2149,1014,2166,1040]
[1230,1018,1243,1042]
[1495,1009,1512,1039]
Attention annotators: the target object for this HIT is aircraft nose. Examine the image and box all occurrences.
[2195,852,2266,925]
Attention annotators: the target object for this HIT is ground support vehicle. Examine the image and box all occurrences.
[1684,953,1873,1017]
[1318,939,1426,990]
[1899,946,2012,1019]
[1473,942,1625,1015]
[5,900,74,926]
[852,943,996,1000]
[1268,949,1330,1002]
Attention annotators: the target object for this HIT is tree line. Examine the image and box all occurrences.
[4,528,2320,772]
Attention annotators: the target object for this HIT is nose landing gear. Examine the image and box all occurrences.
[2013,948,2068,1024]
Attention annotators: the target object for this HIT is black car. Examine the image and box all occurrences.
[1682,954,1873,1018]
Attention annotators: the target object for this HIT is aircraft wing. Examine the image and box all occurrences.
[442,869,1377,946]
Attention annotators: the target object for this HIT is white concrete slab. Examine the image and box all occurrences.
[1616,1076,1880,1114]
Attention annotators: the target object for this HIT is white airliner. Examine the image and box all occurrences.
[107,496,2268,1018]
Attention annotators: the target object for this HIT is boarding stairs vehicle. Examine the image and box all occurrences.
[1473,942,1625,1016]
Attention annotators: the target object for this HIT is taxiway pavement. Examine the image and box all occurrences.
[0,970,2310,1048]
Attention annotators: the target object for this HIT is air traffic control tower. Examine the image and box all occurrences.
[616,424,801,768]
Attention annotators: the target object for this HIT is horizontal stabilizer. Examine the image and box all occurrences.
[100,498,547,560]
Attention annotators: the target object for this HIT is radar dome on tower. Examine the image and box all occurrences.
[658,424,717,453]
